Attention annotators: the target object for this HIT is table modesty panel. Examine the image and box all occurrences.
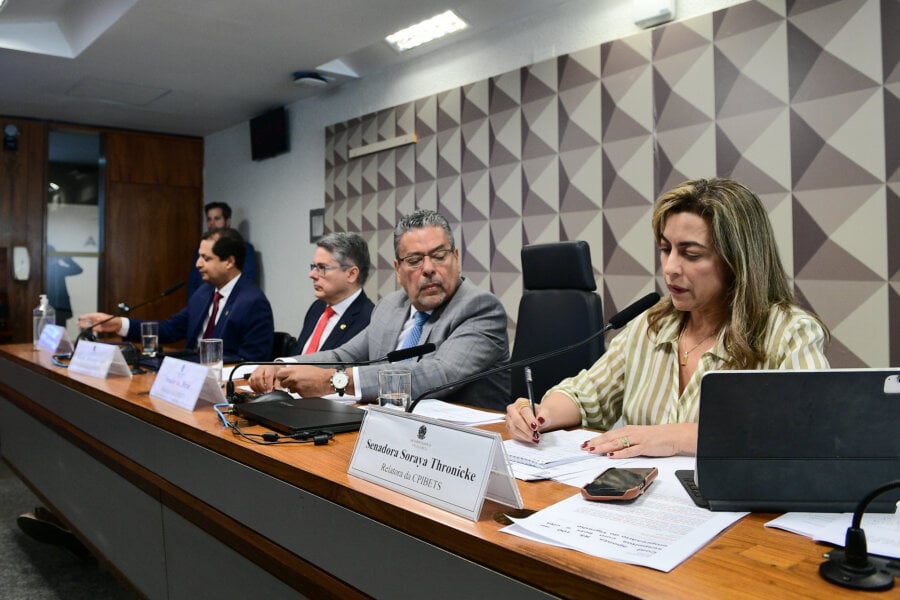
[0,350,554,599]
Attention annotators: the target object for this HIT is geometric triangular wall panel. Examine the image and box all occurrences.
[324,0,899,367]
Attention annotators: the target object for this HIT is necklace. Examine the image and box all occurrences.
[679,330,717,366]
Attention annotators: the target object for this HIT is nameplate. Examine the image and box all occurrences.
[37,324,74,354]
[348,407,523,521]
[68,341,132,379]
[150,357,226,411]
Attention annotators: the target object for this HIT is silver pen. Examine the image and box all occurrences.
[525,366,539,441]
[524,366,536,415]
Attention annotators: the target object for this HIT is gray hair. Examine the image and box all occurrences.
[317,232,371,284]
[393,209,455,256]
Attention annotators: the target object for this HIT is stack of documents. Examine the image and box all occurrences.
[411,399,505,425]
[501,456,748,572]
[766,512,900,560]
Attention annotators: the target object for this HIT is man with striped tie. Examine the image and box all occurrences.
[250,209,510,410]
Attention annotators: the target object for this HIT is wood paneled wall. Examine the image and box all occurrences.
[0,119,48,342]
[0,120,202,342]
[104,131,203,320]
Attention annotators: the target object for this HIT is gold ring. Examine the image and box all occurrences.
[620,436,630,448]
[515,398,531,411]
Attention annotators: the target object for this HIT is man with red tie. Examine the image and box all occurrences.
[290,232,374,356]
[80,228,274,362]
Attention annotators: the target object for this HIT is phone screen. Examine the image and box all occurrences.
[583,468,651,497]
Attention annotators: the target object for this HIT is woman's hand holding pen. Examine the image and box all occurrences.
[505,397,547,443]
[505,391,582,444]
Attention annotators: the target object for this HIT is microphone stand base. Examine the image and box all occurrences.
[819,551,895,591]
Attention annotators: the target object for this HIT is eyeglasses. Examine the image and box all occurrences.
[309,263,350,277]
[396,247,455,270]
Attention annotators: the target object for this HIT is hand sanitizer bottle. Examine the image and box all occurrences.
[32,294,56,350]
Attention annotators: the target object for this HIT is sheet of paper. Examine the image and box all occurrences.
[503,476,747,572]
[766,511,900,559]
[508,446,695,487]
[503,429,596,468]
[411,399,505,425]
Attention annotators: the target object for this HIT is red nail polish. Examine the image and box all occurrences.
[588,447,595,452]
[607,452,615,457]
[581,440,588,448]
[530,422,537,430]
[537,416,545,425]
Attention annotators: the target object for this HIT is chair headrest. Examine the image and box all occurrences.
[521,240,596,291]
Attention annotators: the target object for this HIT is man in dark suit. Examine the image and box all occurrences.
[250,209,510,410]
[290,232,374,355]
[187,202,259,296]
[80,228,274,362]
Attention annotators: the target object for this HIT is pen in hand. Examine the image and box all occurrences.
[525,366,539,441]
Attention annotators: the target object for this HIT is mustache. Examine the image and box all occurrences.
[418,276,443,291]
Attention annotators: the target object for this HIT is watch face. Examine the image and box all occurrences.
[332,372,349,388]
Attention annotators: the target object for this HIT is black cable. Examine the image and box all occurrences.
[225,417,334,446]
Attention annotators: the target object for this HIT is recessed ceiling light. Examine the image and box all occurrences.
[293,71,329,87]
[385,10,468,52]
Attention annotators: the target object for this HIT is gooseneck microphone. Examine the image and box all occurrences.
[406,292,661,413]
[117,280,186,314]
[75,280,188,347]
[819,479,900,591]
[225,343,437,400]
[72,281,187,354]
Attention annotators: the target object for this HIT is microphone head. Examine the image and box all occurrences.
[608,292,661,329]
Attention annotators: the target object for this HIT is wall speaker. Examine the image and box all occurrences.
[249,107,289,161]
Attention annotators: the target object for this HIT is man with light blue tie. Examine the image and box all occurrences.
[249,209,510,410]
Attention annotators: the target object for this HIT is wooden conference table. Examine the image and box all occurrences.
[0,344,870,599]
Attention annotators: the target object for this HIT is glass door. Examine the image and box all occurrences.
[46,129,103,341]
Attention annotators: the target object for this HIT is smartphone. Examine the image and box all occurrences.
[580,467,658,502]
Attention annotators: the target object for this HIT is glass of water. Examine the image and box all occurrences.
[140,321,159,357]
[199,338,224,382]
[378,369,411,410]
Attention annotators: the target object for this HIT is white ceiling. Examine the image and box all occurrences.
[0,0,568,137]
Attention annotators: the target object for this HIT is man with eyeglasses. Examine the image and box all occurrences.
[250,209,510,410]
[291,232,374,355]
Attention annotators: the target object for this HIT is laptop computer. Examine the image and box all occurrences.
[233,392,365,435]
[678,369,900,513]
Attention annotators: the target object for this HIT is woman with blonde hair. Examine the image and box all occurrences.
[505,178,830,457]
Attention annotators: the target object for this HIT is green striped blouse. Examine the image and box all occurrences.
[545,304,830,431]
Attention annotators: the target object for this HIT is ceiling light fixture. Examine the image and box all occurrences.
[292,71,329,87]
[0,0,7,13]
[385,10,468,52]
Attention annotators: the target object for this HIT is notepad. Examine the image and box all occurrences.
[503,429,595,468]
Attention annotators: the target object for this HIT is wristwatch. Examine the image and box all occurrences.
[330,367,349,397]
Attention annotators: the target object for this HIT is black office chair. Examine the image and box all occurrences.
[509,241,605,403]
[270,331,296,360]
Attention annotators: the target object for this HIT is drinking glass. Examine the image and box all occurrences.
[199,338,224,382]
[378,369,411,410]
[141,321,159,357]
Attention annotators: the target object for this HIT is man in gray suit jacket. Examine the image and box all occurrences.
[249,209,510,410]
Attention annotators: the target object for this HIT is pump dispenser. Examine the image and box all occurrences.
[32,294,56,349]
